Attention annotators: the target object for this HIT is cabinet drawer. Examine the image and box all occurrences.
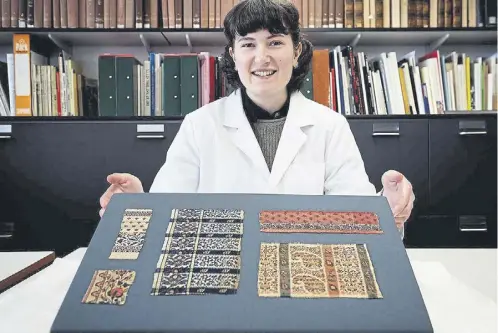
[405,215,497,248]
[428,117,497,216]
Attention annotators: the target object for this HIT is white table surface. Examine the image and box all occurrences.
[0,247,496,333]
[0,251,55,286]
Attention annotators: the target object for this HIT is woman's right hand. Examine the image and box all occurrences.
[99,173,144,217]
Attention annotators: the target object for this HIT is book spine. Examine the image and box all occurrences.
[117,0,125,28]
[104,0,110,28]
[109,0,116,27]
[151,0,158,27]
[96,0,104,27]
[136,0,143,27]
[19,0,27,27]
[68,0,79,28]
[43,0,51,27]
[11,0,19,27]
[87,0,95,28]
[79,0,86,27]
[2,0,11,28]
[27,0,34,27]
[125,0,134,27]
[144,0,151,27]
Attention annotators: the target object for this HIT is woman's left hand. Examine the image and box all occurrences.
[381,170,415,227]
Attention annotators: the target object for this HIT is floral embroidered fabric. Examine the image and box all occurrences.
[151,208,244,296]
[258,243,383,299]
[259,210,382,234]
[81,269,136,305]
[109,208,153,260]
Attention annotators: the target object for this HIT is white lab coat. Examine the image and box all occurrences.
[150,89,378,196]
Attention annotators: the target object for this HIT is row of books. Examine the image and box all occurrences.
[314,47,497,115]
[0,33,496,117]
[97,52,235,117]
[0,0,495,30]
[0,34,97,117]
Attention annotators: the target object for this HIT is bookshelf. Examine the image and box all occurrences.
[0,26,496,45]
[0,0,496,255]
[0,26,496,117]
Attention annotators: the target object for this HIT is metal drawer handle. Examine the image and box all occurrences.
[460,227,487,232]
[137,124,164,133]
[459,216,487,232]
[459,131,487,135]
[0,125,12,139]
[136,135,165,139]
[372,132,400,136]
[136,124,165,139]
[0,222,14,238]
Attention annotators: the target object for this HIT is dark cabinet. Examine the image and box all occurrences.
[425,116,497,247]
[348,118,430,218]
[0,120,181,255]
[349,116,497,248]
[0,115,496,253]
[428,117,497,216]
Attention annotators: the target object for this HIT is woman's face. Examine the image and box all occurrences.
[230,29,301,98]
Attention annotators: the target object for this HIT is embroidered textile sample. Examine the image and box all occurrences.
[109,208,153,260]
[151,208,244,296]
[259,210,382,234]
[81,269,136,305]
[258,243,383,299]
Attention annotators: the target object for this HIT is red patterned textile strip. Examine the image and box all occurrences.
[259,210,382,234]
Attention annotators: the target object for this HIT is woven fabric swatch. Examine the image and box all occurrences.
[109,208,153,260]
[258,243,383,299]
[151,208,244,296]
[259,210,382,234]
[82,269,136,305]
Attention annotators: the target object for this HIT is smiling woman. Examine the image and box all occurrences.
[220,0,313,114]
[100,0,416,238]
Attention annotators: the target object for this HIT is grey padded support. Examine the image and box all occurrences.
[51,193,433,333]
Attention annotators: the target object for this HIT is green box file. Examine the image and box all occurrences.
[180,55,199,116]
[98,55,117,116]
[115,56,140,116]
[300,66,314,100]
[162,56,181,116]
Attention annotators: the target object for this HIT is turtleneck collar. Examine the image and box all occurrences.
[241,87,290,123]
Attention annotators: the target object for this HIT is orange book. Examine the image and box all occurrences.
[312,49,331,107]
[13,34,32,116]
[398,67,410,114]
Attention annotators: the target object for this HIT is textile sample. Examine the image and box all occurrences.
[259,210,382,234]
[81,269,136,305]
[109,208,153,260]
[257,243,383,299]
[151,208,244,296]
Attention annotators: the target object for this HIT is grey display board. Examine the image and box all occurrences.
[51,193,433,333]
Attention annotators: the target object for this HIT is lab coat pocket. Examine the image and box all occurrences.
[282,162,326,194]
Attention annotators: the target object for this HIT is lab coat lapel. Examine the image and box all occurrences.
[269,92,315,187]
[223,90,270,179]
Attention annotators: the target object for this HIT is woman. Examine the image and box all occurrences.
[99,0,414,234]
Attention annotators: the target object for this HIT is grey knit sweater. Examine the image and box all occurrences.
[253,117,286,171]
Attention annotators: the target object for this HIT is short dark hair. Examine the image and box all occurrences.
[220,0,313,93]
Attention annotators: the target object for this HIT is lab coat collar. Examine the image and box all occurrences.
[223,88,315,187]
[223,88,316,128]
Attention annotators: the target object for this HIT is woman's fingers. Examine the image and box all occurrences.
[394,191,415,225]
[99,183,124,210]
[107,173,132,186]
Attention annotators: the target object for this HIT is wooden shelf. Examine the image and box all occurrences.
[0,111,495,123]
[0,27,496,48]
